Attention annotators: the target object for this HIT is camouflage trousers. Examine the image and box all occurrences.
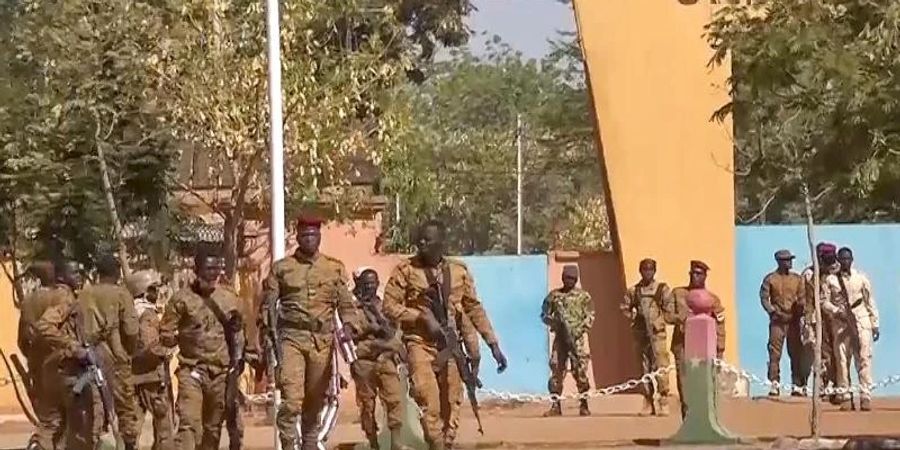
[672,342,724,419]
[276,337,333,450]
[135,381,174,450]
[352,355,404,444]
[112,364,140,446]
[407,341,463,450]
[225,383,244,450]
[547,335,591,395]
[173,365,228,450]
[632,329,670,398]
[62,378,108,450]
[29,357,65,450]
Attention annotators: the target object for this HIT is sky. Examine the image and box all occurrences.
[465,0,577,59]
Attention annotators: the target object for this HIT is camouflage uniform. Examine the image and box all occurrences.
[79,282,140,448]
[383,256,499,450]
[18,286,67,450]
[33,286,110,450]
[459,313,481,377]
[261,252,361,450]
[621,280,672,414]
[353,295,405,450]
[541,288,594,402]
[668,286,726,419]
[802,263,839,393]
[160,286,241,450]
[132,298,174,450]
[759,271,806,391]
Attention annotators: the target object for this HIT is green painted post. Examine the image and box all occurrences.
[354,367,426,450]
[668,290,739,445]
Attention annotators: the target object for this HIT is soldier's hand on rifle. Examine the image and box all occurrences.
[873,327,880,342]
[420,309,444,343]
[69,346,89,364]
[489,343,507,373]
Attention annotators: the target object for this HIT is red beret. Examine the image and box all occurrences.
[816,242,837,255]
[296,215,324,229]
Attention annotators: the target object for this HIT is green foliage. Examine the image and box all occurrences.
[707,1,900,223]
[382,36,608,254]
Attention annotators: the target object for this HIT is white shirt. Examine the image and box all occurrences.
[824,268,879,329]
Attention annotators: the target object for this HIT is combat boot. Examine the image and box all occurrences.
[860,398,872,411]
[657,397,670,416]
[543,401,562,417]
[578,399,591,417]
[639,396,654,416]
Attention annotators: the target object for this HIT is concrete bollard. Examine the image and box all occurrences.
[668,305,738,445]
[354,367,426,450]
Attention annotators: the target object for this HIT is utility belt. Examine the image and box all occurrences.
[277,315,331,334]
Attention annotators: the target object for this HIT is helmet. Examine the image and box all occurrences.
[126,270,162,297]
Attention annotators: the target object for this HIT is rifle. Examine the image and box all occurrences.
[424,266,484,435]
[633,284,666,405]
[71,310,120,442]
[224,313,245,445]
[162,356,176,429]
[1,350,37,425]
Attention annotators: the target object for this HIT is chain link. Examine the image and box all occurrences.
[713,358,900,397]
[230,361,900,407]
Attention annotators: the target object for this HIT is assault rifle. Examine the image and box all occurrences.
[72,310,120,443]
[424,267,484,435]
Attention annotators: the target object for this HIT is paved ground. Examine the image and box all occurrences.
[1,395,899,449]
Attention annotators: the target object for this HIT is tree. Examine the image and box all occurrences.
[2,0,176,272]
[382,37,609,254]
[707,1,900,225]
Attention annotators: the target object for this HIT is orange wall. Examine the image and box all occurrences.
[0,264,27,414]
[572,0,738,364]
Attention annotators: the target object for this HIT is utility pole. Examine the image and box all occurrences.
[516,114,524,255]
[265,0,285,449]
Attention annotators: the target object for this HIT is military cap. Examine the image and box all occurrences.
[774,249,795,260]
[296,214,324,229]
[690,260,710,272]
[562,265,579,277]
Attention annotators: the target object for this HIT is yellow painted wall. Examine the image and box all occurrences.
[0,264,27,414]
[573,0,738,363]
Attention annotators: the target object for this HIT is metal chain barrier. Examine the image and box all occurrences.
[713,358,900,397]
[237,361,900,406]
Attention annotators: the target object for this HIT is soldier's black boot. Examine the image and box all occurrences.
[542,401,562,417]
[578,399,591,416]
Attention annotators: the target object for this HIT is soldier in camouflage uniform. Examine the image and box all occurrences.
[160,249,244,450]
[78,255,140,450]
[540,265,594,417]
[18,261,66,450]
[351,267,408,450]
[34,258,112,450]
[668,260,726,420]
[260,215,362,450]
[127,270,174,450]
[621,258,672,416]
[383,220,508,450]
[760,250,806,396]
[801,242,840,402]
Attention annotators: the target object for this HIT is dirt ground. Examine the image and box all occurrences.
[0,395,898,449]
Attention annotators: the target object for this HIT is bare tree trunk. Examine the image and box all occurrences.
[803,182,822,438]
[96,143,132,275]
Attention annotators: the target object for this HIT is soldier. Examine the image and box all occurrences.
[824,247,879,411]
[668,260,726,419]
[383,219,508,450]
[760,250,806,396]
[351,267,408,450]
[78,255,140,450]
[18,261,66,450]
[802,242,840,401]
[34,258,113,450]
[159,248,243,450]
[127,270,174,450]
[541,265,594,417]
[260,215,361,450]
[621,258,672,416]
